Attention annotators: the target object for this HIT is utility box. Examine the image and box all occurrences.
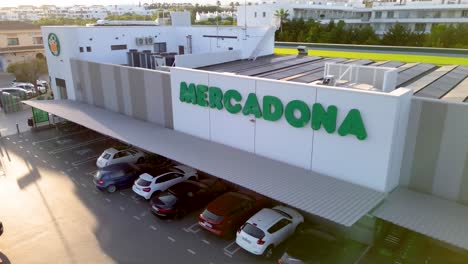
[297,46,308,56]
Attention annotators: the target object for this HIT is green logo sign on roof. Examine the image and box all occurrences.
[48,33,60,56]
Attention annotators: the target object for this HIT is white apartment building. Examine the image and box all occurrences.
[195,11,236,22]
[0,4,154,22]
[237,0,468,34]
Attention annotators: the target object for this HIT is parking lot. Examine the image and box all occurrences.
[0,122,368,264]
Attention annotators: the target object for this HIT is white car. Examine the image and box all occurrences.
[96,148,146,168]
[132,165,198,200]
[236,205,304,258]
[12,82,46,93]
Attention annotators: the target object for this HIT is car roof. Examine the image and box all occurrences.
[168,181,203,196]
[247,208,284,230]
[100,162,134,172]
[207,192,254,215]
[104,148,119,154]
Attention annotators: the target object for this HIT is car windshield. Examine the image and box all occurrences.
[94,170,106,180]
[102,153,112,160]
[242,223,265,239]
[136,178,151,187]
[273,208,293,219]
[153,192,177,207]
[201,209,224,223]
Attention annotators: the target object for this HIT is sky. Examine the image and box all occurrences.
[0,0,232,7]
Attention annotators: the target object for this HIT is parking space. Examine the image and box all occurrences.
[0,122,370,264]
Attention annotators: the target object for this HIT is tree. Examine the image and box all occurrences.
[382,23,411,46]
[274,8,290,33]
[7,58,48,94]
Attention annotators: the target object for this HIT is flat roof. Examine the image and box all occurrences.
[200,55,468,103]
[24,99,385,227]
[374,187,468,250]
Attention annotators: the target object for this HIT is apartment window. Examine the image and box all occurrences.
[463,10,468,17]
[7,38,19,46]
[263,12,266,18]
[79,47,84,53]
[434,11,441,18]
[86,46,92,52]
[387,11,394,18]
[375,11,382,19]
[110,44,127,50]
[254,12,257,18]
[415,23,426,32]
[32,36,43,45]
[154,42,167,53]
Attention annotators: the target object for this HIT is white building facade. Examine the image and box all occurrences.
[237,0,468,34]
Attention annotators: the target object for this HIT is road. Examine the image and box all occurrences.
[0,124,273,264]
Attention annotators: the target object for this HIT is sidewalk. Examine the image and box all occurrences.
[0,107,31,137]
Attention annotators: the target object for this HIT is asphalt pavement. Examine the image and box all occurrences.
[0,124,274,264]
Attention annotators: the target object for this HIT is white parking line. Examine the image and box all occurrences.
[119,192,127,196]
[81,183,87,188]
[25,139,29,142]
[133,216,141,221]
[353,245,371,264]
[120,206,125,211]
[39,147,43,150]
[64,161,69,164]
[183,222,201,233]
[60,171,66,174]
[42,160,47,164]
[34,155,38,158]
[71,155,99,167]
[26,150,30,153]
[202,239,210,245]
[224,241,241,256]
[167,236,176,242]
[140,212,147,217]
[12,142,16,145]
[56,156,60,159]
[51,165,56,169]
[105,198,111,203]
[32,130,88,145]
[187,249,196,255]
[86,170,98,176]
[224,252,233,258]
[93,190,98,194]
[48,137,106,155]
[67,168,74,172]
[19,146,23,149]
[150,225,157,231]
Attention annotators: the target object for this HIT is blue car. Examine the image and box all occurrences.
[93,163,142,193]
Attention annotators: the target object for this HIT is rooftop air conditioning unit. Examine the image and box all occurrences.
[322,75,336,86]
[297,45,308,56]
[145,37,154,45]
[135,37,144,46]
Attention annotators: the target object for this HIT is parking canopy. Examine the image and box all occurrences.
[374,187,468,250]
[23,99,385,227]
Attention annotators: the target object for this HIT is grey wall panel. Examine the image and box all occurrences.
[99,64,119,113]
[70,60,83,102]
[88,62,105,108]
[113,66,125,114]
[161,73,173,129]
[119,66,133,117]
[433,104,468,200]
[143,70,166,126]
[399,99,422,187]
[459,154,468,205]
[408,101,447,194]
[127,68,148,121]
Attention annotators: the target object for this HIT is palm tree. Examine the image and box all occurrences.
[274,8,290,33]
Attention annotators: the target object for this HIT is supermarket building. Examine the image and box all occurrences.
[27,13,468,252]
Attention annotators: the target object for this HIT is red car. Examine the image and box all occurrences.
[198,191,269,237]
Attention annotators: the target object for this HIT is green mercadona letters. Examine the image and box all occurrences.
[179,82,367,140]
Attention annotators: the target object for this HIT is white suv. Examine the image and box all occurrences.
[236,205,304,258]
[132,165,198,200]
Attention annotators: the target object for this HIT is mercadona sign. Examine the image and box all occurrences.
[179,82,368,140]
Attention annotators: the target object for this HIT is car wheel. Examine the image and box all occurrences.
[137,157,145,164]
[263,245,274,258]
[107,185,117,193]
